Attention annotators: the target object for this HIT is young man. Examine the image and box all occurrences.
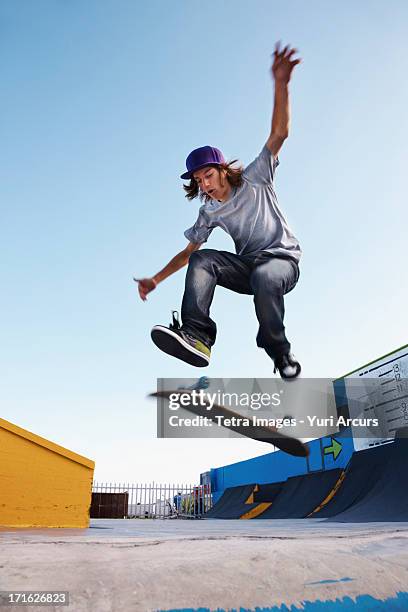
[137,43,302,379]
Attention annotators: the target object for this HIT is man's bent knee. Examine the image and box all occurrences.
[250,267,284,294]
[250,259,297,294]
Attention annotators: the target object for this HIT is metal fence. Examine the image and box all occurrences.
[91,482,212,519]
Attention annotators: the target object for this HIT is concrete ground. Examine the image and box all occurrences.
[1,518,408,611]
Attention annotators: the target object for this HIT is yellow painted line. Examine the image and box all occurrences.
[244,484,259,504]
[0,418,95,469]
[241,503,271,519]
[307,470,346,516]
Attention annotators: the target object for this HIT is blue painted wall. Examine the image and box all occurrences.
[210,429,354,500]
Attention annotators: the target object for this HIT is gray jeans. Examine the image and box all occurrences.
[181,249,299,359]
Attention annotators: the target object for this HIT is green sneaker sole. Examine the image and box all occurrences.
[151,326,210,368]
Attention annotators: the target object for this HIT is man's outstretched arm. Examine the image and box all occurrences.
[266,42,301,157]
[135,241,202,301]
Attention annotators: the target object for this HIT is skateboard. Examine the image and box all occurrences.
[149,387,309,458]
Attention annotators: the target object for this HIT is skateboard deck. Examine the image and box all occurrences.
[149,388,309,458]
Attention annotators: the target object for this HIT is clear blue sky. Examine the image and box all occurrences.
[1,0,407,483]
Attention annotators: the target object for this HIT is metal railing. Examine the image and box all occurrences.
[91,482,212,519]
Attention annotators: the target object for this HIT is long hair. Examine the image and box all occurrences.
[183,160,244,203]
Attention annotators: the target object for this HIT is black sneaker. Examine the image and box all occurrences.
[151,311,211,368]
[274,353,301,379]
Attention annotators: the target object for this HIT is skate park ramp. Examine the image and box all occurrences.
[205,472,343,520]
[204,483,259,519]
[255,469,344,519]
[206,437,408,521]
[313,437,408,522]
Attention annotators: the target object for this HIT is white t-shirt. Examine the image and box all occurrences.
[184,146,301,262]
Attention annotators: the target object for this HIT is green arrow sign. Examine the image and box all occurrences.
[324,438,342,461]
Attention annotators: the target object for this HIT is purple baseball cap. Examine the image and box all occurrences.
[180,146,225,180]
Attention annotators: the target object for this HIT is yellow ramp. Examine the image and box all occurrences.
[241,503,272,520]
[0,418,95,528]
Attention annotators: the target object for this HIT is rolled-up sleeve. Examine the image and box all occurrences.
[184,207,213,244]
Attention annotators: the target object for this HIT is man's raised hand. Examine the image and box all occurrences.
[272,42,301,84]
[134,277,157,301]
